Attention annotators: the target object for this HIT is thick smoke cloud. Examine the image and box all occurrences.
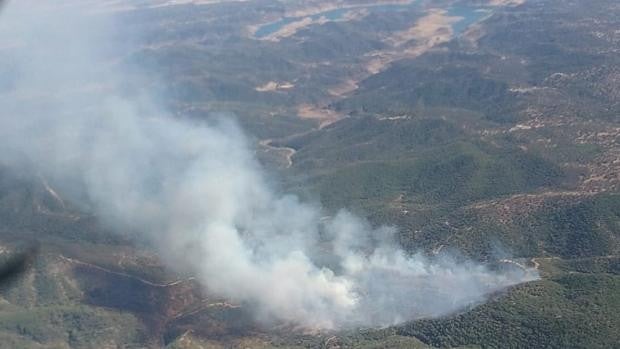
[0,1,537,329]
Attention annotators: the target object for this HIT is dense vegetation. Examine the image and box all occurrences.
[0,0,618,347]
[397,273,620,349]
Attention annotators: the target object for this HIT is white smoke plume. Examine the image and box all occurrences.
[0,1,537,329]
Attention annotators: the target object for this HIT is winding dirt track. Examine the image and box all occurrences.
[259,139,297,168]
[59,254,193,288]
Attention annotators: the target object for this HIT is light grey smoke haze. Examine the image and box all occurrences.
[0,1,537,329]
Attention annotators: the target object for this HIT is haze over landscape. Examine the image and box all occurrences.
[0,0,618,348]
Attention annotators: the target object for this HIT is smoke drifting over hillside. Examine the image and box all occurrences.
[0,2,537,329]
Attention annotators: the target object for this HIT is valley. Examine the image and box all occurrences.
[0,0,618,348]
